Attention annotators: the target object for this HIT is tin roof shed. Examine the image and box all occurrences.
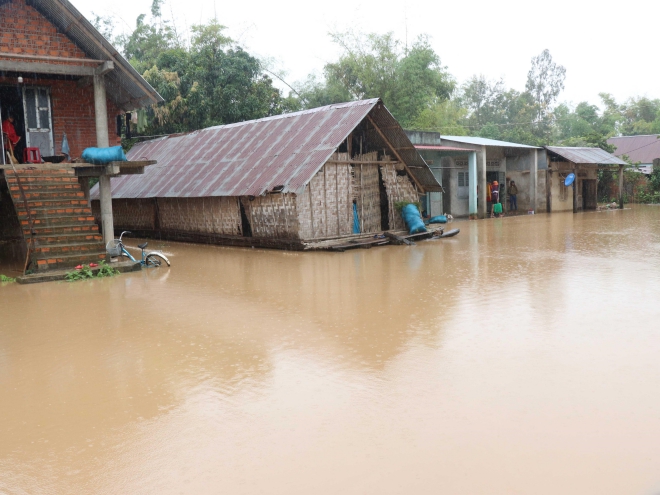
[545,146,627,166]
[93,99,441,199]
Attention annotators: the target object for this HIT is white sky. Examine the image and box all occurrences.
[75,0,656,110]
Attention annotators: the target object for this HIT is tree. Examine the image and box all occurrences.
[299,31,455,127]
[525,49,566,121]
[111,5,290,136]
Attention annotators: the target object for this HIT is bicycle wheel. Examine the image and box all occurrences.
[145,253,170,267]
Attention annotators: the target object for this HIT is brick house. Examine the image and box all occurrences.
[0,0,161,272]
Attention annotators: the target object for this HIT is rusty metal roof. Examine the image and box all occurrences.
[91,99,441,200]
[607,135,660,164]
[545,146,627,166]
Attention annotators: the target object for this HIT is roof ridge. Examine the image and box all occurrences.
[203,98,381,133]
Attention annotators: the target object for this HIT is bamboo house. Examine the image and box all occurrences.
[90,99,442,250]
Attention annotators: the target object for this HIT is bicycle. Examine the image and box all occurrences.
[106,231,171,267]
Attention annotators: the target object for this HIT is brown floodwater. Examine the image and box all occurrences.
[2,206,660,494]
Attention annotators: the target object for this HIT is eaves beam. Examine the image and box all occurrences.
[0,60,113,77]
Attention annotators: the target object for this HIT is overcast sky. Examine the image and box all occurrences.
[75,0,656,110]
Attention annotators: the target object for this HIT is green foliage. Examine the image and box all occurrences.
[65,265,94,282]
[299,31,455,127]
[635,190,660,204]
[525,49,566,122]
[65,262,119,282]
[0,274,16,283]
[96,261,120,278]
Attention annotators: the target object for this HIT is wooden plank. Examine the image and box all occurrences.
[383,231,414,246]
[330,238,390,251]
[366,114,425,192]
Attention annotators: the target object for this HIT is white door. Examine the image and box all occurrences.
[23,87,54,157]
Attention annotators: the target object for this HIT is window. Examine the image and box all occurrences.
[458,171,469,199]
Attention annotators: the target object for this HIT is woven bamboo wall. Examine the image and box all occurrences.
[380,163,419,230]
[352,151,381,234]
[157,197,242,235]
[242,193,299,238]
[92,198,156,230]
[297,153,353,240]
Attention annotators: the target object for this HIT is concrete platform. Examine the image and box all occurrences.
[16,260,141,284]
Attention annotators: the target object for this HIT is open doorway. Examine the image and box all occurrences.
[0,85,26,164]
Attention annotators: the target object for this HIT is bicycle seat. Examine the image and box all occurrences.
[138,242,148,249]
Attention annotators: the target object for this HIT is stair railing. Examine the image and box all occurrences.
[5,139,37,274]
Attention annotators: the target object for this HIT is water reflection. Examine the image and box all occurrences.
[1,206,660,494]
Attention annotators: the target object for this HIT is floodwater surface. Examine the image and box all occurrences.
[2,206,660,494]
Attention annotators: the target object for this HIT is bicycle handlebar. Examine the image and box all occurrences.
[119,231,132,242]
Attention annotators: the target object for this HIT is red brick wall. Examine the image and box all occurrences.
[0,0,122,158]
[0,76,121,158]
[0,0,87,59]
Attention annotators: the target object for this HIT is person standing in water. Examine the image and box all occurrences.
[509,180,518,211]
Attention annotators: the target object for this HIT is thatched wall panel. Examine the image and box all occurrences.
[156,197,242,235]
[381,163,419,230]
[297,155,354,240]
[242,193,299,239]
[92,198,156,230]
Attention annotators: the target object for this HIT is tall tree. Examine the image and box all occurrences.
[299,31,455,127]
[525,49,566,122]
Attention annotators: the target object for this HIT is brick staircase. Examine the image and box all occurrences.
[5,168,107,271]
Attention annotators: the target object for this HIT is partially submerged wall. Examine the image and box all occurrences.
[242,193,298,239]
[353,152,382,234]
[94,197,242,236]
[381,162,419,230]
[297,155,353,240]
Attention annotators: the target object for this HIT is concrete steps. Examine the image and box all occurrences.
[6,168,107,271]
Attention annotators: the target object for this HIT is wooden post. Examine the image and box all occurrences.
[360,163,364,233]
[309,182,315,238]
[546,170,552,213]
[335,164,340,235]
[573,166,578,213]
[323,165,328,236]
[618,164,624,209]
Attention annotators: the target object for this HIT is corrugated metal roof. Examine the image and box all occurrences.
[441,136,540,149]
[415,145,475,152]
[91,99,441,200]
[607,135,660,164]
[0,0,163,110]
[545,146,627,165]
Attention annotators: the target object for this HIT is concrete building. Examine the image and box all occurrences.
[405,132,545,218]
[405,133,628,217]
[544,146,627,212]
